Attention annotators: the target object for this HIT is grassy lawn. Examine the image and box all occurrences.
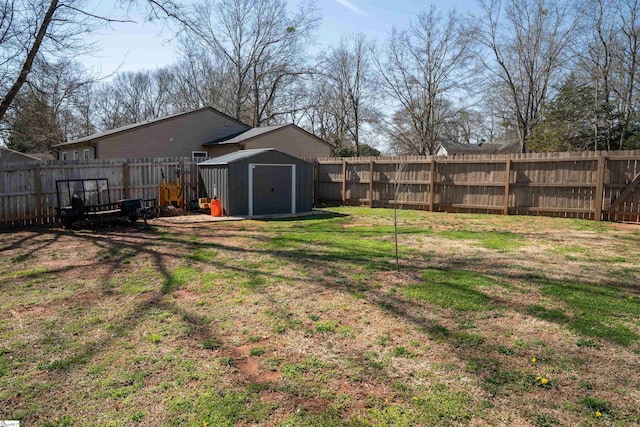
[0,207,639,426]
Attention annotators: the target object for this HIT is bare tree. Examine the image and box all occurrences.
[181,0,319,126]
[0,0,189,142]
[93,68,177,129]
[377,7,473,155]
[170,45,229,110]
[474,0,578,152]
[573,0,617,150]
[615,0,640,147]
[28,59,97,141]
[321,34,378,156]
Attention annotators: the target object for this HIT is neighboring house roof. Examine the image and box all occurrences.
[204,124,334,148]
[198,148,274,165]
[438,142,483,155]
[0,146,43,163]
[52,106,250,148]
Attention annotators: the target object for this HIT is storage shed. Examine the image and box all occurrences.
[198,148,314,216]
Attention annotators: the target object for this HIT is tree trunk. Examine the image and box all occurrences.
[0,0,59,123]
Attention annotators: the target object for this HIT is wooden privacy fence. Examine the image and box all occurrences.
[2,150,640,227]
[315,150,640,223]
[0,157,201,227]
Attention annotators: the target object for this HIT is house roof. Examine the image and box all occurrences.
[204,123,334,148]
[439,142,483,154]
[198,148,274,165]
[52,107,250,148]
[206,125,288,145]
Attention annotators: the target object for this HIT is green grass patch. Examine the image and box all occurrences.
[405,269,498,312]
[184,248,218,262]
[580,396,611,413]
[249,347,266,357]
[392,346,415,358]
[315,320,337,333]
[163,266,200,293]
[202,337,222,350]
[526,304,570,323]
[264,217,417,270]
[0,267,48,279]
[537,279,640,345]
[438,230,525,251]
[451,331,486,349]
[96,247,137,263]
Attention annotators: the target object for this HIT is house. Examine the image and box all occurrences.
[199,148,314,216]
[52,107,333,161]
[436,141,521,156]
[0,146,45,166]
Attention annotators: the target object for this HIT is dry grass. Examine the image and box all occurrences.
[0,207,639,426]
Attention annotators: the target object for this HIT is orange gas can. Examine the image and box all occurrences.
[210,199,222,217]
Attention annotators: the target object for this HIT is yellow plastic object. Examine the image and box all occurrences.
[159,183,183,208]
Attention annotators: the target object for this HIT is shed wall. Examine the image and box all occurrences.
[199,150,314,216]
[199,166,230,215]
[295,163,313,213]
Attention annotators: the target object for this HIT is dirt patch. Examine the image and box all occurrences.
[172,289,199,301]
[11,304,51,320]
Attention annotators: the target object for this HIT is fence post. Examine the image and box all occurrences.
[34,163,42,225]
[503,158,512,215]
[122,162,130,199]
[314,160,320,206]
[429,158,436,212]
[179,159,185,210]
[369,160,375,208]
[594,154,606,221]
[341,160,347,205]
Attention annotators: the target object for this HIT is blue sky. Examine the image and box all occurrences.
[84,0,479,77]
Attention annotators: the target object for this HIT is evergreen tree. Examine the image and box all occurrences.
[7,93,63,153]
[528,75,620,152]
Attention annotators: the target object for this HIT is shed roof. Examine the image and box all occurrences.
[198,148,274,165]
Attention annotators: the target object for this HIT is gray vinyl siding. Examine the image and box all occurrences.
[57,144,94,161]
[243,126,332,158]
[206,144,241,158]
[199,149,313,216]
[97,110,249,159]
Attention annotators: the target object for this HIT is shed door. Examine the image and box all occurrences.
[249,164,295,216]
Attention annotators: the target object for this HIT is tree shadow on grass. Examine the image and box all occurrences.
[2,217,639,424]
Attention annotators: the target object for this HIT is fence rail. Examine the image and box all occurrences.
[314,150,640,223]
[0,157,201,227]
[1,151,640,228]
